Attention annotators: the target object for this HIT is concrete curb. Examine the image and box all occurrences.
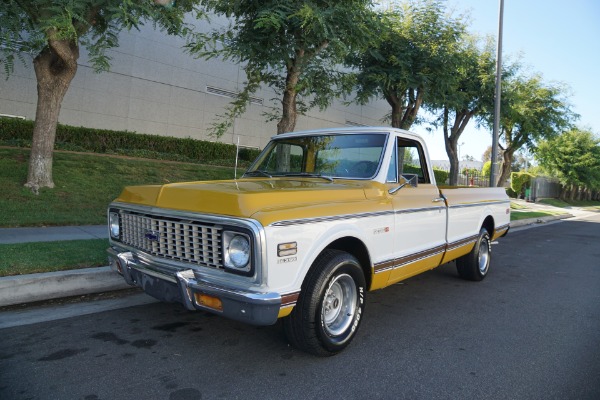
[0,266,130,307]
[509,213,573,228]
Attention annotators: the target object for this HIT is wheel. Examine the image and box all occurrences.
[283,250,366,356]
[456,228,491,281]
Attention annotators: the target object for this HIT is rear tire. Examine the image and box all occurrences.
[283,250,366,356]
[456,228,491,281]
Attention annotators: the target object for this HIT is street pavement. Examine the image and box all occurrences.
[1,212,599,400]
[0,201,596,307]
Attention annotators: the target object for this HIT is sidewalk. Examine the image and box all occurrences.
[0,225,107,244]
[0,203,596,308]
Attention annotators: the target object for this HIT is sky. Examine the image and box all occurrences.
[412,0,600,161]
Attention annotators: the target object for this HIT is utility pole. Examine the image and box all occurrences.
[490,0,504,187]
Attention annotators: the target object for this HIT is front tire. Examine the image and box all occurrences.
[283,250,366,356]
[456,228,491,281]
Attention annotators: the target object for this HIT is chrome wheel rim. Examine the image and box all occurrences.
[478,238,490,275]
[322,274,357,336]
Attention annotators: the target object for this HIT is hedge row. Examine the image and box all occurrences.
[0,117,452,181]
[0,117,261,166]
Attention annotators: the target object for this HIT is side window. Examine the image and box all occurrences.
[386,144,398,182]
[397,139,430,184]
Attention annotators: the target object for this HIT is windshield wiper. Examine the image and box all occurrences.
[281,172,334,182]
[243,170,273,178]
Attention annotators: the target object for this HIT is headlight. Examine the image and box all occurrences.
[224,231,251,272]
[109,212,120,239]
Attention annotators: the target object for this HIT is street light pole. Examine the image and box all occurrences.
[490,0,504,187]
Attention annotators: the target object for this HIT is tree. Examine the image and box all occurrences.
[1,0,202,192]
[482,160,491,178]
[350,0,466,130]
[433,35,496,185]
[492,73,576,186]
[188,0,375,137]
[481,146,492,163]
[535,128,600,200]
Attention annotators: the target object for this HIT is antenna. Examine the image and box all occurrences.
[234,136,240,180]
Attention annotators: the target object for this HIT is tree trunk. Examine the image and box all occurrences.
[26,39,79,192]
[383,89,404,129]
[391,102,403,129]
[443,108,474,186]
[496,149,513,187]
[276,86,298,135]
[442,108,458,186]
[275,58,302,171]
[400,88,424,130]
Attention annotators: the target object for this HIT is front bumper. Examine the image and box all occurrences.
[107,248,281,325]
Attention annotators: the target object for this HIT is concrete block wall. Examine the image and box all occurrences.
[0,17,389,151]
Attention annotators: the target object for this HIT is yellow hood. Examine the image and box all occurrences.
[115,178,383,219]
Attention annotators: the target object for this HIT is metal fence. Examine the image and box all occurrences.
[435,167,491,187]
[530,177,561,201]
[456,171,490,187]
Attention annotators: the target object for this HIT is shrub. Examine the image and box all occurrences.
[510,171,535,197]
[433,168,449,185]
[506,187,518,198]
[0,117,261,167]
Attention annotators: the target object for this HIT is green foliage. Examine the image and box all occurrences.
[433,168,449,185]
[482,161,491,177]
[461,167,479,176]
[350,0,467,129]
[506,187,518,198]
[535,128,600,190]
[510,171,535,195]
[0,0,203,75]
[187,0,375,136]
[487,71,577,185]
[0,117,260,166]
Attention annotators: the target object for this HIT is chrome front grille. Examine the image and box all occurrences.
[120,212,223,269]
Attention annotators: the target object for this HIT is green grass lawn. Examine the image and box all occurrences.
[0,239,109,276]
[510,201,568,221]
[510,210,564,221]
[538,198,600,211]
[0,148,236,227]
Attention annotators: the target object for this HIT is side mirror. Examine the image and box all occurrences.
[388,173,418,195]
[401,174,418,188]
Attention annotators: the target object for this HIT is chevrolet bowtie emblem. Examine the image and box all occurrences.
[144,230,160,242]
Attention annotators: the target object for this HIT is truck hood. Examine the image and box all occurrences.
[114,178,383,219]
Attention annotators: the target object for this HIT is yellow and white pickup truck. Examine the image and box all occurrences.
[107,127,510,355]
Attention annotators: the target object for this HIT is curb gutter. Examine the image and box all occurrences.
[0,266,130,308]
[509,213,572,228]
[0,213,575,308]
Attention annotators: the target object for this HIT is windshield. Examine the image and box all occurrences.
[245,133,387,179]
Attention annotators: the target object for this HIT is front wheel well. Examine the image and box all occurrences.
[322,237,372,289]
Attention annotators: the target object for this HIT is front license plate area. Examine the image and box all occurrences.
[129,268,182,304]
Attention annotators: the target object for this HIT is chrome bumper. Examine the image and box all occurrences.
[107,248,281,325]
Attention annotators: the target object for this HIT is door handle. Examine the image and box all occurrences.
[432,197,446,203]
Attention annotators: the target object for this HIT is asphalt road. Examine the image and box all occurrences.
[1,214,599,400]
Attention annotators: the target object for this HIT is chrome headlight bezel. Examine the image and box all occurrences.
[109,211,120,240]
[223,230,253,275]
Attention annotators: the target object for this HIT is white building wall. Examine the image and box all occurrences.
[0,17,389,150]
